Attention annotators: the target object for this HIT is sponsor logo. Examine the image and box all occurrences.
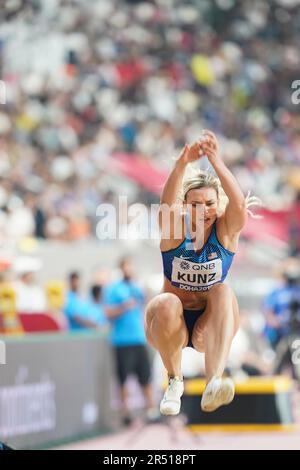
[0,370,56,437]
[171,257,222,288]
[180,261,190,270]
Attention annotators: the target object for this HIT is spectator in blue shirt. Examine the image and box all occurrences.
[85,284,108,327]
[64,272,100,330]
[104,257,157,425]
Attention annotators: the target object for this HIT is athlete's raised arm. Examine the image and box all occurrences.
[159,142,201,238]
[201,130,247,235]
[160,142,201,207]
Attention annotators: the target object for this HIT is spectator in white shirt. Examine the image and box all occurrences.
[13,257,47,313]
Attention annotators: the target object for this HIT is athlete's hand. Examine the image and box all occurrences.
[176,141,203,166]
[199,130,221,165]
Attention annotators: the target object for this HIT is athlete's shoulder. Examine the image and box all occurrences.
[215,214,239,253]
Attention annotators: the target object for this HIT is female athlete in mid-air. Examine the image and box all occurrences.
[145,130,250,414]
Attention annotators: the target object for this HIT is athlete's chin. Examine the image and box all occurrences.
[193,217,215,227]
[204,218,213,226]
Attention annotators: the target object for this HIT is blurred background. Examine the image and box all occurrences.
[0,0,300,450]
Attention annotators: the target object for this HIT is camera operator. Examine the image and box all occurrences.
[263,258,300,380]
[263,259,300,348]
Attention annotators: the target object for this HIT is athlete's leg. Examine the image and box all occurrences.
[144,292,188,379]
[191,283,239,381]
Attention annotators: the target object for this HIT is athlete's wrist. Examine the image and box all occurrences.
[208,155,224,170]
[174,156,188,170]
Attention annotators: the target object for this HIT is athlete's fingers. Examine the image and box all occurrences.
[203,131,218,149]
[202,139,218,154]
[190,141,201,151]
[188,141,202,160]
[203,134,217,145]
[202,140,216,150]
[203,148,216,160]
[201,141,216,152]
[179,143,189,158]
[203,129,217,140]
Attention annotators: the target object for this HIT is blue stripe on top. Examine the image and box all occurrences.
[161,214,235,292]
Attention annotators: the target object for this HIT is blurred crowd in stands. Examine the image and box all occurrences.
[0,0,300,243]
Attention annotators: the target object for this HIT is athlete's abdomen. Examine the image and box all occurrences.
[162,277,210,310]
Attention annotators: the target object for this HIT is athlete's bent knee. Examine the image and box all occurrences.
[208,283,232,298]
[151,293,182,325]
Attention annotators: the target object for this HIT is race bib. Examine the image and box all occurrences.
[171,256,222,291]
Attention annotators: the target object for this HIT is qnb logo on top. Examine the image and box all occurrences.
[0,341,6,365]
[180,261,190,271]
